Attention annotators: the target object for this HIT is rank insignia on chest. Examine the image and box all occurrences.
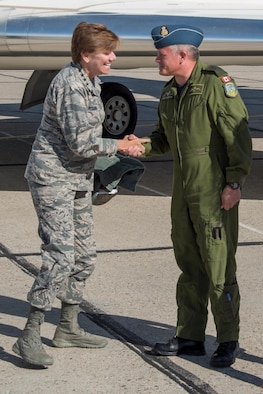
[162,90,174,100]
[224,82,238,97]
[188,84,204,95]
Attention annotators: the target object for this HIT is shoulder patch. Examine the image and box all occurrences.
[221,76,231,83]
[224,81,238,98]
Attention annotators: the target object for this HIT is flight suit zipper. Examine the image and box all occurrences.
[175,82,189,189]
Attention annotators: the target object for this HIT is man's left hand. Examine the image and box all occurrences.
[221,185,241,210]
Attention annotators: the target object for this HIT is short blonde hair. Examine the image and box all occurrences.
[71,22,119,63]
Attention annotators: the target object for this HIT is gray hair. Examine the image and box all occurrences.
[172,44,200,61]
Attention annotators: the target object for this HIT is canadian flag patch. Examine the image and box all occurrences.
[221,76,231,83]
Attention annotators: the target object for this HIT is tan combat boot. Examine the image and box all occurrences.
[52,302,107,348]
[12,306,54,366]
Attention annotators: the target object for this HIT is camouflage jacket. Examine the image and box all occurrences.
[25,62,118,191]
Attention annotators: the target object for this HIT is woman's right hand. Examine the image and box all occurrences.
[117,136,150,157]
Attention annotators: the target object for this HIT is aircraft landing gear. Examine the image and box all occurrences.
[20,72,138,139]
[101,82,137,139]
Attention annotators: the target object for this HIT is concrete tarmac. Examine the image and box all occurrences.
[0,67,262,394]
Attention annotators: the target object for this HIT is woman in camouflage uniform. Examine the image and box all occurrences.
[13,22,147,367]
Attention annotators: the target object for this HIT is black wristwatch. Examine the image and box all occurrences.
[227,182,240,190]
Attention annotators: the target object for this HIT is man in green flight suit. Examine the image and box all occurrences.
[140,24,252,367]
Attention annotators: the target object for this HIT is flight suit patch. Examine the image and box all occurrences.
[224,82,238,97]
[188,84,204,95]
[221,76,231,83]
[162,90,174,100]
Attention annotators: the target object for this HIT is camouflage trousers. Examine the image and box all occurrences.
[27,181,96,311]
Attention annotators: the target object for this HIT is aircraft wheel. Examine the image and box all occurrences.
[101,82,137,139]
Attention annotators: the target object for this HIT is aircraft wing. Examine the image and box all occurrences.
[0,0,263,69]
[0,0,262,137]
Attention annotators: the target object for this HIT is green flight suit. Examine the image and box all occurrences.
[144,60,252,343]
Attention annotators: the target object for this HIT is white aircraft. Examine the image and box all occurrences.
[0,0,263,137]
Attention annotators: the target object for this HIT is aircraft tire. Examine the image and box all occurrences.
[101,82,138,139]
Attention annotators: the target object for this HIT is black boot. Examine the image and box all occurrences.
[146,337,206,356]
[12,306,53,366]
[210,341,239,368]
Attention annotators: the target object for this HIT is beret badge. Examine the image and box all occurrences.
[151,24,204,49]
[160,26,169,37]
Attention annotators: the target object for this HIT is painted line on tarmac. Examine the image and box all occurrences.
[137,184,171,197]
[239,222,263,235]
[0,133,35,140]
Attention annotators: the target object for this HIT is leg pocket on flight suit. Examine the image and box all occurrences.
[211,222,224,244]
[219,283,240,323]
[194,220,225,263]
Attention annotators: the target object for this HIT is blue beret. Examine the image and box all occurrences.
[151,24,204,49]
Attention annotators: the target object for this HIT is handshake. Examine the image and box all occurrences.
[117,134,150,157]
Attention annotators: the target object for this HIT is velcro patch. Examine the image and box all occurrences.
[224,82,238,97]
[162,90,174,100]
[221,75,231,83]
[188,84,204,95]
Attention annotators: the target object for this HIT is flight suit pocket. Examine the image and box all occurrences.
[211,222,224,245]
[220,283,240,323]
